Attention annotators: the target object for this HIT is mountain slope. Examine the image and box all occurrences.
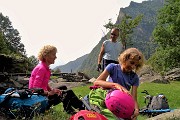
[78,0,164,78]
[53,0,164,77]
[54,54,88,73]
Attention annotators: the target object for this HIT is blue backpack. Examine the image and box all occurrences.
[0,88,48,119]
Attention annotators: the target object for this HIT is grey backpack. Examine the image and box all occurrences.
[141,90,169,110]
[148,94,169,110]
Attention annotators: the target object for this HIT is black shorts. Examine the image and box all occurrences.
[102,58,119,70]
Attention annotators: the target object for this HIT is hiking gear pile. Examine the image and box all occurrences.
[76,87,136,120]
[0,88,48,119]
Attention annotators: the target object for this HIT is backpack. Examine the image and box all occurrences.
[0,88,48,119]
[148,94,169,110]
[140,90,170,117]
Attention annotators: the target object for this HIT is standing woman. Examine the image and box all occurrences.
[94,48,145,120]
[29,45,84,114]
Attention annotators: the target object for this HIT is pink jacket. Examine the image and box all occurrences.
[29,62,51,91]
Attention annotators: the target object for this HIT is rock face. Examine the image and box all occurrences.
[146,109,180,120]
[165,68,180,81]
[137,65,179,84]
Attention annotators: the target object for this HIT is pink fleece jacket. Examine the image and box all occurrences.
[29,62,51,91]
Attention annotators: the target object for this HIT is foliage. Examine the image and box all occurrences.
[150,0,180,72]
[50,76,59,80]
[104,14,143,49]
[0,13,26,55]
[148,47,180,72]
[0,13,35,73]
[0,32,10,54]
[153,0,180,49]
[52,68,61,74]
[27,55,39,71]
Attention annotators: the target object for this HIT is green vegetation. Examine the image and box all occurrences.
[34,81,180,120]
[0,13,38,73]
[148,0,180,73]
[104,14,143,49]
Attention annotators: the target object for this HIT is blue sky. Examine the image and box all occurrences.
[0,0,145,68]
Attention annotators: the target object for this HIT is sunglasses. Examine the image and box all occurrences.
[111,33,118,36]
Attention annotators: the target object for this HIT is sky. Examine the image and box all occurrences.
[0,0,144,68]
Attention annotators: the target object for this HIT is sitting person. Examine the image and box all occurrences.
[89,48,145,120]
[28,45,84,114]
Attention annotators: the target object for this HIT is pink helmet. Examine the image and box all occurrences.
[105,89,135,119]
[70,110,108,120]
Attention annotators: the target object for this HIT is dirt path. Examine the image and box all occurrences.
[49,78,89,89]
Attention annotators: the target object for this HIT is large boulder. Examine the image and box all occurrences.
[137,66,180,84]
[147,109,180,120]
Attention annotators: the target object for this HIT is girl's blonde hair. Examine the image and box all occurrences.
[118,48,145,72]
[38,45,57,61]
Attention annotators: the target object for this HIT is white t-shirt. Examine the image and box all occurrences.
[103,40,123,61]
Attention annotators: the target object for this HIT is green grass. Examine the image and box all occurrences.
[138,81,180,109]
[34,81,180,120]
[137,81,180,120]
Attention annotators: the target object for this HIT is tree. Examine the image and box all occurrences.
[149,0,180,72]
[27,55,39,71]
[104,14,143,49]
[0,32,9,54]
[153,0,180,48]
[0,13,31,73]
[0,13,26,55]
[53,68,61,74]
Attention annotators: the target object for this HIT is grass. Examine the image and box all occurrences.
[138,81,180,109]
[34,81,180,120]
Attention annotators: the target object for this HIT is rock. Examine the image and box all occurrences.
[138,66,180,84]
[89,77,96,83]
[139,74,163,83]
[10,79,23,88]
[166,68,180,76]
[152,77,170,84]
[137,65,156,77]
[146,109,180,120]
[165,68,180,81]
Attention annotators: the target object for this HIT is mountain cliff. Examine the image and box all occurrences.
[55,0,164,77]
[78,0,164,77]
